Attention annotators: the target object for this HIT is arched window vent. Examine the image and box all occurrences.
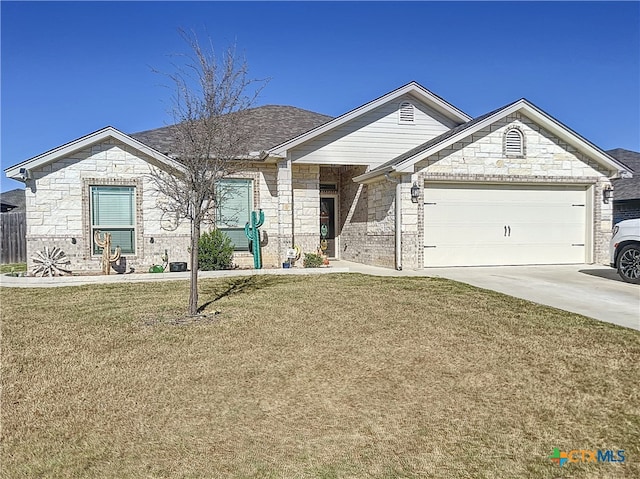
[504,126,525,157]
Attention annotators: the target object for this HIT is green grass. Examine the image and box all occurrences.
[1,274,639,478]
[0,262,27,274]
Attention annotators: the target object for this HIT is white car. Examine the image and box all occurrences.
[610,218,640,284]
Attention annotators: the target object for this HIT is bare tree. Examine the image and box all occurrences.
[150,30,267,316]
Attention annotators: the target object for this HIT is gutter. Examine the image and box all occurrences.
[385,173,402,271]
[354,165,394,184]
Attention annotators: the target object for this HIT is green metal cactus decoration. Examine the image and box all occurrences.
[244,209,265,269]
[94,230,122,275]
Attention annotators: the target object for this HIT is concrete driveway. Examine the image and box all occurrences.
[340,261,639,330]
[423,264,639,330]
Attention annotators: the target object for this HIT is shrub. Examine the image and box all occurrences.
[303,253,324,268]
[198,229,234,270]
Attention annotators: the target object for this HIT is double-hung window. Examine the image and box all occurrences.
[217,179,252,251]
[91,186,136,254]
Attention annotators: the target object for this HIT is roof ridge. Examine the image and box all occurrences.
[130,104,333,136]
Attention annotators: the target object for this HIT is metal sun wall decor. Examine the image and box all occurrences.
[31,246,71,277]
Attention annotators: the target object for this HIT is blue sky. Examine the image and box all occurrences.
[2,1,639,192]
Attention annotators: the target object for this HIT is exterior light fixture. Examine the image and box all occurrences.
[603,186,613,204]
[410,182,420,204]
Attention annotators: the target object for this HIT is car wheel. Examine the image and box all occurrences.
[617,244,640,284]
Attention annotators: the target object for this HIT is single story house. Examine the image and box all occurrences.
[607,148,640,224]
[4,82,632,272]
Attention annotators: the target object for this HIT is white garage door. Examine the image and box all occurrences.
[423,184,588,267]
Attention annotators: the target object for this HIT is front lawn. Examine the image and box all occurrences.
[1,274,638,478]
[0,262,27,274]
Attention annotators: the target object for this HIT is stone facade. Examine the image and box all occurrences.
[292,164,320,257]
[25,140,190,272]
[16,92,623,274]
[318,114,616,269]
[406,113,614,266]
[414,113,609,178]
[24,139,282,272]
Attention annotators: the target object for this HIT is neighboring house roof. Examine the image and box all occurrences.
[130,105,333,156]
[607,148,640,201]
[354,98,631,183]
[4,126,181,180]
[0,189,26,212]
[0,202,16,213]
[269,81,473,156]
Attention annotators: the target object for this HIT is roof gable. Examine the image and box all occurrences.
[269,82,472,156]
[355,99,631,182]
[4,127,179,180]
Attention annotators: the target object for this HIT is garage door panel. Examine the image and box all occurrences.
[423,184,587,267]
[509,221,585,243]
[424,219,505,245]
[424,242,586,267]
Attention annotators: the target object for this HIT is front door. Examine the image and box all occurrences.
[320,197,336,258]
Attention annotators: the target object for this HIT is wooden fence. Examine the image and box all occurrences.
[0,212,27,264]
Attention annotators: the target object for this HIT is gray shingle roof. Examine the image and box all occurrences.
[608,148,640,201]
[0,188,26,212]
[130,105,333,156]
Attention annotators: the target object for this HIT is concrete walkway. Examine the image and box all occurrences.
[0,265,349,288]
[2,261,638,330]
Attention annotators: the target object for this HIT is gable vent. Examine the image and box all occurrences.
[398,101,415,124]
[504,128,524,156]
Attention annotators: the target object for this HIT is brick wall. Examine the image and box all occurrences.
[336,166,397,268]
[339,166,368,263]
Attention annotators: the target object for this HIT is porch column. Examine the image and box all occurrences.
[401,174,421,270]
[277,158,293,265]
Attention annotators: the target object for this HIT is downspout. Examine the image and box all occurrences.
[385,173,402,271]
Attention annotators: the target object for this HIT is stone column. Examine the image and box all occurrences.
[293,164,320,256]
[277,158,293,265]
[401,175,420,270]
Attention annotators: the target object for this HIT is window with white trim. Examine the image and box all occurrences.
[504,127,524,156]
[91,186,136,254]
[217,179,253,251]
[398,101,415,124]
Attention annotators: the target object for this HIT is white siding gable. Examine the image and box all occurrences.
[290,94,460,167]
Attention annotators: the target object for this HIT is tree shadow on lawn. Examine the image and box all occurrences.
[197,275,281,314]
